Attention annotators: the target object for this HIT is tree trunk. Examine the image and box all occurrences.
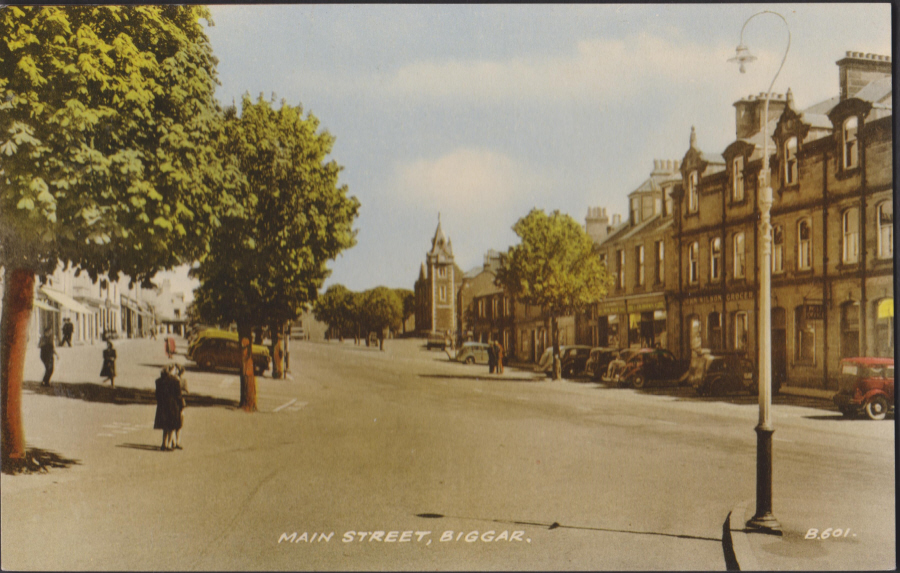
[269,320,284,379]
[1,267,35,465]
[379,334,384,351]
[283,323,290,373]
[551,314,561,380]
[237,321,257,412]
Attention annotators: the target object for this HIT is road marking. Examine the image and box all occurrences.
[285,373,295,381]
[220,377,236,387]
[656,420,678,426]
[273,398,297,413]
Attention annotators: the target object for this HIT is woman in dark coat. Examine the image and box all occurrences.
[100,341,116,387]
[154,366,184,451]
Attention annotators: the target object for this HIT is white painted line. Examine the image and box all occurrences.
[273,398,297,413]
[285,373,295,381]
[656,420,678,426]
[220,377,235,387]
[97,433,114,437]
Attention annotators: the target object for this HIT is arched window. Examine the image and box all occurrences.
[710,237,722,280]
[708,312,722,350]
[877,201,893,258]
[772,224,784,273]
[688,241,699,284]
[784,136,798,185]
[843,116,858,169]
[842,208,859,264]
[797,219,812,270]
[795,306,816,364]
[734,311,749,351]
[688,171,699,213]
[840,301,860,358]
[733,232,746,279]
[732,156,744,201]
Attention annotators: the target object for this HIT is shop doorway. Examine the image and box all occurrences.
[772,307,787,388]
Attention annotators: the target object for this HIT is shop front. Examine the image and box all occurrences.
[596,294,667,350]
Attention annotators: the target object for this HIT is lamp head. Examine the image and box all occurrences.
[728,43,757,73]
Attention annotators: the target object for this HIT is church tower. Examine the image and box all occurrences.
[414,216,460,335]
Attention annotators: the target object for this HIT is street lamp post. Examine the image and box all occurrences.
[729,10,790,536]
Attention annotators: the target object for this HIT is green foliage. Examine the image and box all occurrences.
[496,208,613,317]
[359,287,403,336]
[0,6,237,280]
[191,95,360,329]
[313,283,354,337]
[394,287,415,324]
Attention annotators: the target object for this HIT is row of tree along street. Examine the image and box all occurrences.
[313,285,415,349]
[0,6,359,470]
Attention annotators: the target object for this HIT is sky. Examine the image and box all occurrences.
[156,3,892,299]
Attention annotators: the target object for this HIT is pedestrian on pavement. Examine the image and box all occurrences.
[488,340,497,374]
[39,326,58,386]
[154,365,185,451]
[164,336,175,359]
[100,340,117,388]
[494,340,505,374]
[61,319,74,347]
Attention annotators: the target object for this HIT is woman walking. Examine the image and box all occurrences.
[154,365,184,451]
[100,341,117,387]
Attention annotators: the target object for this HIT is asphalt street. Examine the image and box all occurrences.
[1,337,894,570]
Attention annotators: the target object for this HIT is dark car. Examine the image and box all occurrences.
[833,357,894,420]
[188,331,270,375]
[686,351,755,396]
[584,347,619,380]
[618,348,689,389]
[536,345,592,377]
[426,333,450,350]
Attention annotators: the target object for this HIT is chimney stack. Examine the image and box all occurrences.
[837,51,892,100]
[585,206,611,245]
[733,93,787,140]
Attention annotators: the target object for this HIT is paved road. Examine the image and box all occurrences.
[1,338,894,570]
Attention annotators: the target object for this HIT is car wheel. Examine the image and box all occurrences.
[865,396,889,421]
[632,375,645,389]
[465,357,475,365]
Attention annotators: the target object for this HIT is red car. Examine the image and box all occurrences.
[833,357,894,420]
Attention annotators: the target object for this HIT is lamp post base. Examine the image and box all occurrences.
[746,425,783,535]
[746,513,783,536]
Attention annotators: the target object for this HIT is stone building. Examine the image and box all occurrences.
[414,219,462,337]
[669,51,893,389]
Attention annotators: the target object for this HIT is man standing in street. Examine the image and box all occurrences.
[61,318,73,347]
[39,327,59,386]
[494,340,504,374]
[487,339,497,374]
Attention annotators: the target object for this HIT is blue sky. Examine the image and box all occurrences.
[157,3,891,298]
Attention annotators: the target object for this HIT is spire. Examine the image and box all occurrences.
[689,125,697,149]
[419,263,426,281]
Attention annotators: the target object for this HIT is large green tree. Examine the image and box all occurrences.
[394,287,414,334]
[313,283,354,340]
[496,209,614,380]
[359,286,403,350]
[0,6,235,467]
[191,95,359,410]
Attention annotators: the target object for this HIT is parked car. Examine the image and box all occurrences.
[617,348,689,389]
[426,332,450,350]
[456,342,491,365]
[187,330,270,375]
[600,348,640,383]
[833,357,894,420]
[584,347,620,380]
[687,350,760,396]
[536,345,592,376]
[290,326,307,340]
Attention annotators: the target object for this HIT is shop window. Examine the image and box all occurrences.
[607,314,620,348]
[797,219,812,270]
[710,237,722,280]
[636,245,645,286]
[654,240,664,285]
[687,171,699,213]
[840,301,860,359]
[688,241,699,284]
[734,311,749,351]
[842,208,859,264]
[772,224,784,273]
[733,232,745,279]
[688,315,702,354]
[843,116,858,169]
[732,155,744,201]
[616,249,625,289]
[784,137,798,185]
[877,201,893,259]
[795,306,816,364]
[708,312,723,351]
[874,299,894,358]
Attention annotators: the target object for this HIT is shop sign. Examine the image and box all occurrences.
[804,304,825,320]
[628,298,666,313]
[685,289,754,305]
[596,300,627,316]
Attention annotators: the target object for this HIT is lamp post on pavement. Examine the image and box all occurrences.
[728,10,790,536]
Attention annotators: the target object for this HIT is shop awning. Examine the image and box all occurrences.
[33,299,59,312]
[878,298,893,319]
[40,286,94,315]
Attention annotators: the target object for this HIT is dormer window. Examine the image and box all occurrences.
[843,117,858,169]
[798,218,812,270]
[687,171,699,213]
[663,187,673,217]
[732,156,744,201]
[784,136,798,185]
[630,197,639,224]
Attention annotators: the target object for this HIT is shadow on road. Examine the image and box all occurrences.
[23,381,238,409]
[803,413,893,421]
[418,373,543,383]
[414,512,720,543]
[1,447,81,475]
[116,443,169,452]
[593,383,840,413]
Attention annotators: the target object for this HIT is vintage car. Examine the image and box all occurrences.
[536,345,592,376]
[426,332,450,350]
[833,357,894,420]
[617,348,689,389]
[686,350,762,396]
[584,347,619,381]
[187,329,270,375]
[456,342,491,365]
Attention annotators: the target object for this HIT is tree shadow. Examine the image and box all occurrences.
[1,447,81,475]
[23,381,238,409]
[636,385,840,412]
[418,373,544,383]
[116,443,169,452]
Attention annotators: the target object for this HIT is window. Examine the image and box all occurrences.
[438,267,447,278]
[503,297,510,317]
[688,241,699,284]
[654,240,664,285]
[642,195,654,221]
[478,299,485,318]
[842,208,859,264]
[734,312,749,351]
[840,301,860,359]
[687,171,699,213]
[878,201,893,258]
[710,237,722,280]
[688,315,701,353]
[599,253,608,268]
[784,137,798,185]
[631,197,640,224]
[875,298,894,358]
[843,116,858,169]
[772,225,784,273]
[636,245,645,286]
[733,232,745,279]
[439,285,447,302]
[708,312,722,351]
[491,297,498,317]
[732,156,744,201]
[616,249,625,289]
[795,306,816,363]
[797,219,812,270]
[663,187,673,217]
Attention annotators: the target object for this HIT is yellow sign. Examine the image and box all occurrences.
[878,298,894,319]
